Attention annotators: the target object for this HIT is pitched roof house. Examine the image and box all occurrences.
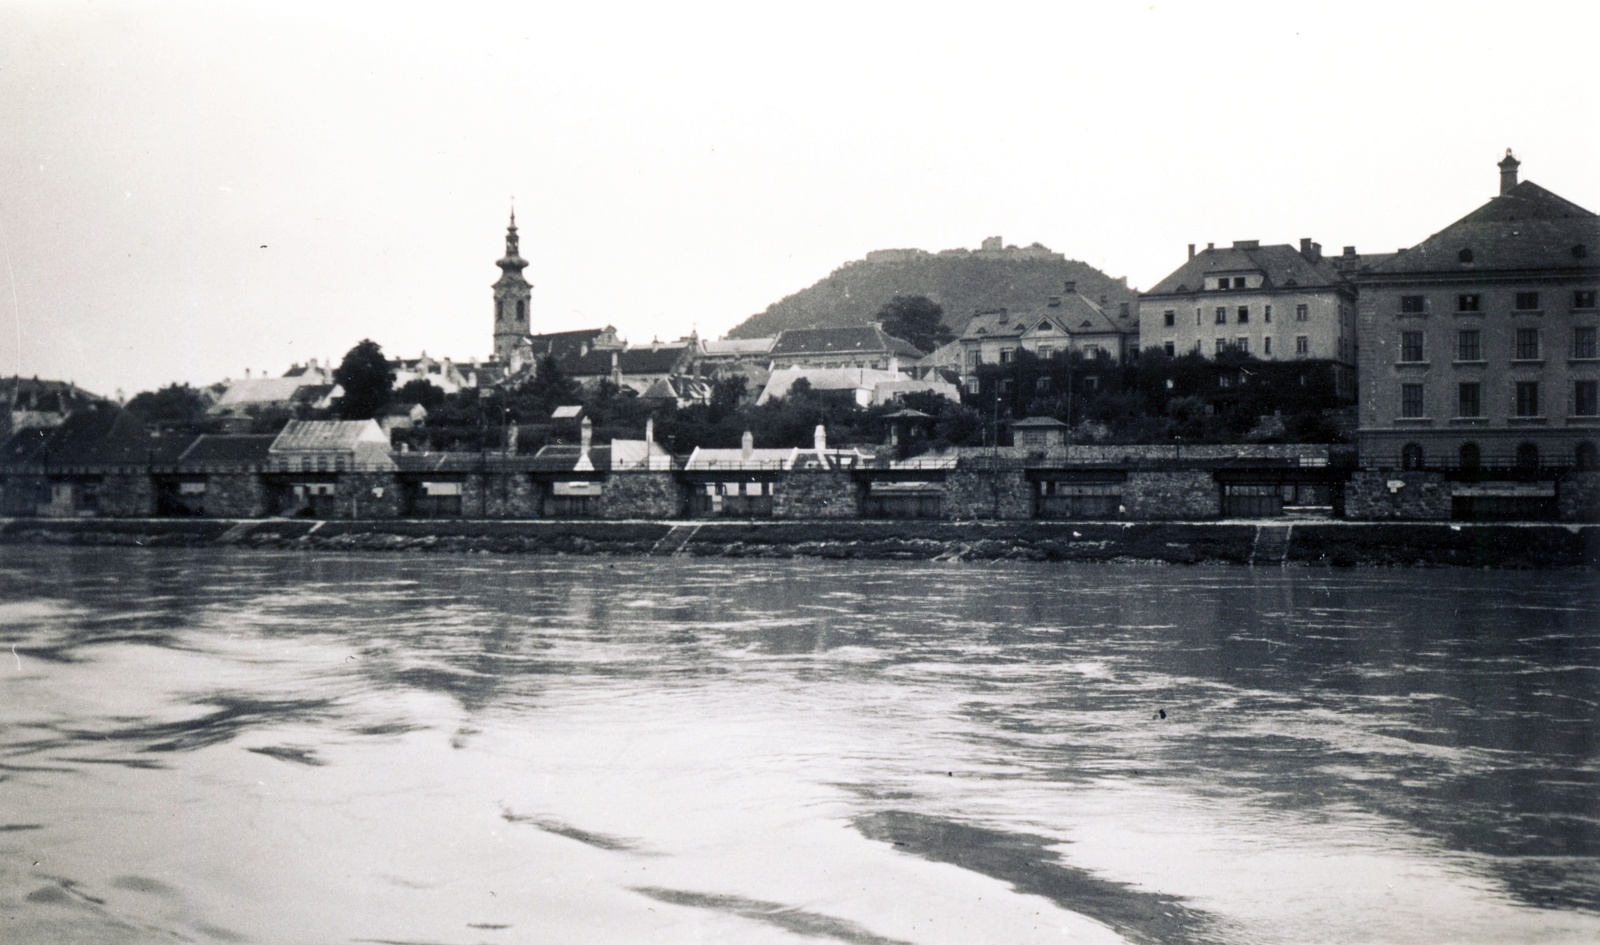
[768,326,924,371]
[267,419,396,472]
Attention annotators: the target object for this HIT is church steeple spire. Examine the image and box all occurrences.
[492,206,533,362]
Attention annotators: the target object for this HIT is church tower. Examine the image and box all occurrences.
[492,209,532,362]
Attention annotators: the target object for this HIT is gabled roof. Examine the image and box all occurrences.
[616,345,689,375]
[178,434,275,468]
[756,366,903,404]
[1366,180,1600,276]
[1145,243,1348,296]
[702,337,775,357]
[770,326,925,359]
[269,419,389,452]
[212,376,316,408]
[960,309,1045,341]
[529,444,612,472]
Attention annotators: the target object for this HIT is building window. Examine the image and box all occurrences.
[1163,309,1176,327]
[1515,291,1541,311]
[1400,331,1424,362]
[1237,306,1249,324]
[1192,340,1203,354]
[1516,381,1540,417]
[1263,337,1272,357]
[1084,344,1103,360]
[1516,442,1540,469]
[1295,336,1309,357]
[1036,376,1051,393]
[1163,341,1176,357]
[1576,380,1599,417]
[1215,307,1227,324]
[1458,382,1481,418]
[1401,383,1425,418]
[1264,304,1273,323]
[968,350,981,367]
[966,377,980,394]
[1577,442,1599,470]
[999,348,1013,364]
[1119,302,1130,318]
[1573,326,1597,359]
[1215,338,1227,355]
[1037,345,1054,358]
[516,299,526,319]
[1458,294,1481,312]
[1514,328,1540,360]
[1459,442,1481,470]
[1235,337,1249,354]
[1456,329,1481,361]
[1296,304,1309,322]
[1400,295,1427,314]
[1575,290,1598,310]
[1195,307,1202,326]
[1233,277,1246,289]
[1401,443,1425,470]
[1084,376,1100,391]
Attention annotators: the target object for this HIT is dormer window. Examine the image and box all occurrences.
[1036,322,1052,332]
[1458,248,1474,264]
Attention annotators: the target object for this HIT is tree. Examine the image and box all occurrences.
[395,378,446,410]
[876,295,952,355]
[332,339,394,420]
[124,383,212,433]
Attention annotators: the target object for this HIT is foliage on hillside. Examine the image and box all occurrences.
[726,245,1137,339]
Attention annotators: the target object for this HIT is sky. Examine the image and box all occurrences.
[1,1,1597,398]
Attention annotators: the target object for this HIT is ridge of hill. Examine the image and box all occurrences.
[727,240,1139,340]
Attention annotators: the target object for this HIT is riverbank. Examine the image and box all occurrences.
[2,517,1596,568]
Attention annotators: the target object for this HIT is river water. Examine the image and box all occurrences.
[0,547,1596,944]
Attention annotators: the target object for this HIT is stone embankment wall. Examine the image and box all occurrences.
[1343,471,1452,520]
[599,472,683,519]
[3,518,1594,569]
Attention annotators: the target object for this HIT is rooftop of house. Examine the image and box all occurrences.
[962,288,1132,341]
[529,444,612,472]
[702,337,776,357]
[212,376,319,409]
[0,403,151,466]
[1366,179,1599,276]
[1145,242,1349,296]
[757,365,904,404]
[178,434,276,467]
[269,419,390,453]
[769,326,925,360]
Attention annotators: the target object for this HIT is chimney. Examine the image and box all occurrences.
[1233,240,1259,250]
[1206,242,1215,251]
[1063,280,1076,293]
[814,424,827,454]
[1498,148,1520,194]
[1188,243,1196,260]
[1299,238,1322,262]
[580,416,593,455]
[1342,246,1357,257]
[741,430,754,460]
[1047,296,1061,307]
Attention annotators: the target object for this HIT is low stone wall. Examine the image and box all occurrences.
[465,472,540,518]
[1344,471,1451,521]
[99,473,155,517]
[1122,470,1219,520]
[944,468,1031,519]
[333,473,404,520]
[204,472,270,518]
[1558,472,1600,523]
[600,472,684,519]
[774,470,859,519]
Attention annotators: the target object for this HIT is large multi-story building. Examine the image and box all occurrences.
[1138,239,1364,400]
[1356,151,1599,477]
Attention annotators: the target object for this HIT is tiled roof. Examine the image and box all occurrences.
[0,427,50,464]
[617,345,688,375]
[702,337,775,357]
[269,419,389,452]
[1366,181,1600,276]
[529,444,612,472]
[770,326,925,359]
[757,366,903,404]
[212,377,314,408]
[1145,244,1347,296]
[178,435,275,468]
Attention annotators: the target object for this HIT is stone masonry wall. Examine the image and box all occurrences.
[1558,471,1600,523]
[204,473,270,518]
[944,468,1031,520]
[333,472,404,519]
[600,472,684,519]
[774,470,860,519]
[98,473,155,517]
[1121,470,1219,520]
[464,473,539,518]
[1344,470,1451,521]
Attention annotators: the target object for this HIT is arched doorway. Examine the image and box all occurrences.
[1516,442,1540,469]
[1459,442,1481,471]
[1401,443,1425,471]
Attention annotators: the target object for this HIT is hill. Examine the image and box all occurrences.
[727,238,1138,340]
